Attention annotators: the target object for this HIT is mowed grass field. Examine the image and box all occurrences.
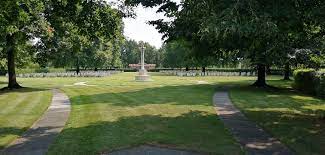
[0,88,52,149]
[230,86,325,154]
[47,73,244,154]
[0,73,324,154]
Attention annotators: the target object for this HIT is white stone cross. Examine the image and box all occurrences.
[140,44,145,70]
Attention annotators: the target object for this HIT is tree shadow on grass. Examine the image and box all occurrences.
[0,127,25,149]
[228,85,325,154]
[0,126,64,154]
[241,110,325,155]
[48,110,325,155]
[48,111,243,155]
[230,85,325,115]
[0,87,49,95]
[69,84,217,107]
[65,81,324,154]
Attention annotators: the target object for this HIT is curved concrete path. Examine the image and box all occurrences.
[213,92,294,155]
[2,89,71,155]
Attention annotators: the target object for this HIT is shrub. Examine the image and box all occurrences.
[316,71,325,98]
[293,69,325,98]
[293,69,317,94]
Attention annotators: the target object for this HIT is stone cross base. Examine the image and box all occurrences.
[135,69,151,82]
[138,69,147,75]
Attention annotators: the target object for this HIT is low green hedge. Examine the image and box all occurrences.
[16,68,66,74]
[293,69,325,98]
[316,71,325,98]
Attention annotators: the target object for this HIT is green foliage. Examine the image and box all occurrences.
[293,69,325,99]
[161,40,191,68]
[32,0,125,70]
[316,71,325,98]
[143,42,162,66]
[121,40,141,67]
[294,49,325,70]
[120,40,163,68]
[128,0,325,85]
[293,69,320,96]
[0,59,6,75]
[0,0,52,41]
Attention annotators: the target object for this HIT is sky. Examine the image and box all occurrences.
[108,0,181,48]
[123,6,166,48]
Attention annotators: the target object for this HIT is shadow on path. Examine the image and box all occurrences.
[214,88,325,155]
[1,126,63,155]
[1,89,71,155]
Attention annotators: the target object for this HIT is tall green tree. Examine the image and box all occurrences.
[43,0,124,72]
[120,40,163,68]
[161,39,194,69]
[0,0,52,89]
[127,0,325,87]
[121,39,140,67]
[21,1,124,70]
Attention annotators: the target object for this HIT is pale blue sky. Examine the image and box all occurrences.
[108,0,181,48]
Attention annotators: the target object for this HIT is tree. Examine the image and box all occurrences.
[0,0,52,89]
[43,0,124,72]
[160,39,196,69]
[294,49,325,70]
[120,40,163,68]
[20,0,124,73]
[126,0,325,87]
[143,42,160,65]
[0,0,124,89]
[121,39,140,67]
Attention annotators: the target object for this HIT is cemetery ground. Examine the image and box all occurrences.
[0,73,324,154]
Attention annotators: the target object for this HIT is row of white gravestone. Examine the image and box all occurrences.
[160,70,256,77]
[10,71,122,78]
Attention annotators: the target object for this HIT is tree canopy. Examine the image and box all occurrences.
[126,0,325,86]
[0,0,124,89]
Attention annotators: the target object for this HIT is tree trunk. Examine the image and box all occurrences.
[76,58,80,75]
[266,65,271,75]
[253,64,267,87]
[202,67,206,73]
[185,66,189,71]
[283,62,291,80]
[5,35,22,89]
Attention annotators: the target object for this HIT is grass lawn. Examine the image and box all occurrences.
[0,88,52,149]
[0,73,324,154]
[46,73,244,154]
[229,82,325,155]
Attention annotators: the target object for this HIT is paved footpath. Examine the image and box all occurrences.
[213,92,294,155]
[1,89,71,155]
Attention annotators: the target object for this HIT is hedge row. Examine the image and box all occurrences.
[317,71,325,98]
[293,69,325,98]
[16,68,66,74]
